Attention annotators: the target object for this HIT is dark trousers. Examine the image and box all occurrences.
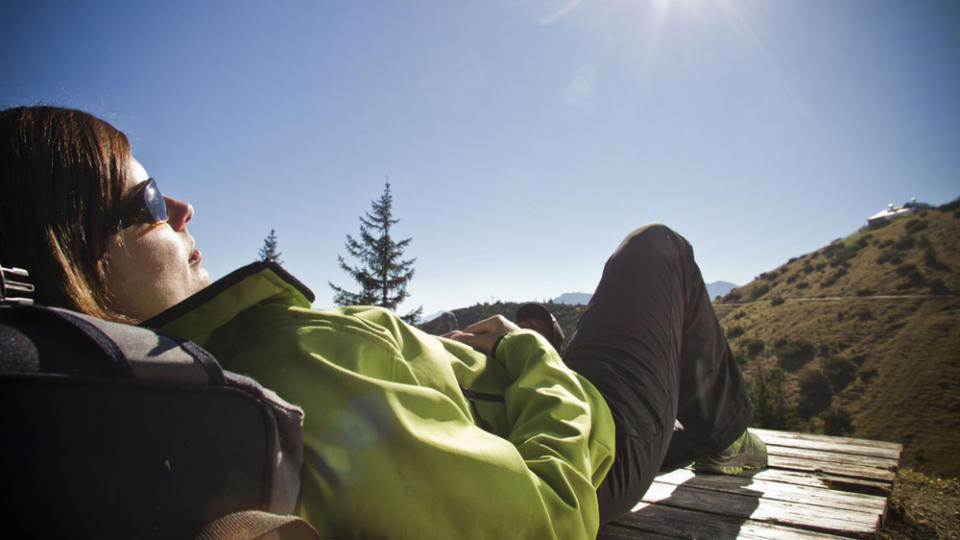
[563,224,753,524]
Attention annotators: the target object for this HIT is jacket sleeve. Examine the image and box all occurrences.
[490,330,609,537]
[223,308,609,540]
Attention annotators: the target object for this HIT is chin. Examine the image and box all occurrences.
[194,268,212,291]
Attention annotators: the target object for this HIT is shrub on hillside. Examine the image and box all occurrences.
[775,339,816,371]
[929,278,950,295]
[723,290,742,303]
[904,218,927,234]
[859,367,878,382]
[821,407,853,436]
[796,281,809,289]
[856,306,874,321]
[821,267,848,288]
[924,246,951,272]
[749,366,794,430]
[938,197,960,212]
[824,239,844,253]
[815,262,827,271]
[856,288,874,296]
[797,369,833,419]
[770,296,785,306]
[897,263,918,276]
[726,326,745,339]
[786,273,798,284]
[895,235,915,250]
[826,241,864,268]
[751,284,770,299]
[746,339,765,357]
[821,356,857,392]
[759,270,779,282]
[732,310,746,320]
[896,264,927,288]
[876,248,903,265]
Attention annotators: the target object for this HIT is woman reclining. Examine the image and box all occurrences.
[0,105,764,539]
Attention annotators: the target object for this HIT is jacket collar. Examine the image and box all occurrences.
[143,261,314,346]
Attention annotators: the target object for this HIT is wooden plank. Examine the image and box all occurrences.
[757,466,894,497]
[653,469,888,515]
[721,461,893,497]
[767,444,900,471]
[662,465,892,496]
[752,428,903,454]
[819,474,895,497]
[640,481,881,538]
[604,500,853,539]
[596,522,683,539]
[752,429,902,461]
[769,454,896,483]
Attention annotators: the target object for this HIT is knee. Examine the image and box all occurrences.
[616,223,689,262]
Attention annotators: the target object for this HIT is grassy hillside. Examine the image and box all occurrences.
[420,199,960,478]
[714,199,960,477]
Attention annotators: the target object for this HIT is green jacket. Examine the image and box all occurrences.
[147,262,615,539]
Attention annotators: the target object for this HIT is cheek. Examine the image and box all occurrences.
[104,230,192,319]
[106,232,183,293]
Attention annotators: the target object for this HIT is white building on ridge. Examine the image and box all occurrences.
[867,198,932,227]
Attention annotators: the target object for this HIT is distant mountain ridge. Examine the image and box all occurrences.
[553,292,591,305]
[706,281,738,300]
[552,281,738,306]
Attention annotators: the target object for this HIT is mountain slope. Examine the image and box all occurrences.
[713,199,960,477]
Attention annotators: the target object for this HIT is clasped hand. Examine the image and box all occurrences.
[444,315,520,356]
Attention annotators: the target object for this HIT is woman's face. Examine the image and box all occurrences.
[104,157,210,320]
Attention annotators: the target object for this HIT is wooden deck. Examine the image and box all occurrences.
[598,428,903,539]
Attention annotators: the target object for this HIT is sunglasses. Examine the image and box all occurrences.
[117,178,168,229]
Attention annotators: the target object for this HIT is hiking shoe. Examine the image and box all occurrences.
[693,430,767,476]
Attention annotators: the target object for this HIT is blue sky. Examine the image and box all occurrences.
[3,0,958,317]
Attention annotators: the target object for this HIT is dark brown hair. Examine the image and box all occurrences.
[0,106,130,319]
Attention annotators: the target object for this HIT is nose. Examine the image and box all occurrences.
[163,196,194,231]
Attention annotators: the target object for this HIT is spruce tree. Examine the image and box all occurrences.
[258,229,282,263]
[330,181,422,323]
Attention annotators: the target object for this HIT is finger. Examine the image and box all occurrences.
[463,315,516,334]
[451,332,481,349]
[461,316,499,334]
[446,331,474,344]
[446,331,499,355]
